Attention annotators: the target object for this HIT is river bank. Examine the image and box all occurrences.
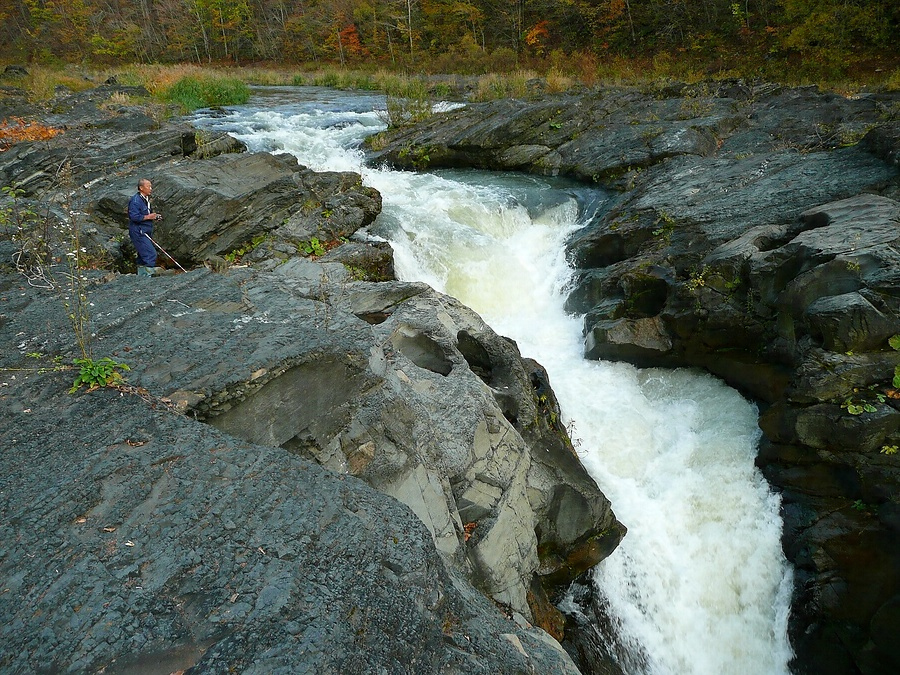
[1,81,626,673]
[373,80,900,674]
[2,78,899,673]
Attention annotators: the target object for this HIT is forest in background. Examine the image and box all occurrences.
[0,0,898,86]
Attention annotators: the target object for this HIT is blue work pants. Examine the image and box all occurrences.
[129,223,157,268]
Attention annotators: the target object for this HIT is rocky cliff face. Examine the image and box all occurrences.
[0,85,622,673]
[374,81,900,674]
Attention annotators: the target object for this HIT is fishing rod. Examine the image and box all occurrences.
[144,232,187,273]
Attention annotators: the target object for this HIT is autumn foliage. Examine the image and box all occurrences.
[0,118,62,151]
[0,0,896,84]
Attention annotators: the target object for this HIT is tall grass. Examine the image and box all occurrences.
[470,71,539,101]
[380,78,432,128]
[161,75,250,111]
[3,58,897,114]
[0,65,96,102]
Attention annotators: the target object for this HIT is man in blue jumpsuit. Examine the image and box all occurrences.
[128,178,163,277]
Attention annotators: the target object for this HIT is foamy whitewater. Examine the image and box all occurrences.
[193,87,794,674]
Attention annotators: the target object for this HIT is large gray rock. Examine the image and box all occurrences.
[0,256,622,671]
[0,339,581,674]
[372,81,900,674]
[90,152,382,266]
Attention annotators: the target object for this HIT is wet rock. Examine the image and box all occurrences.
[375,80,900,673]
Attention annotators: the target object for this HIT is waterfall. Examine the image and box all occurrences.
[193,87,794,674]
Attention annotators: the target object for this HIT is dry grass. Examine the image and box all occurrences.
[15,66,95,102]
[4,57,896,111]
[545,68,574,93]
[471,70,539,101]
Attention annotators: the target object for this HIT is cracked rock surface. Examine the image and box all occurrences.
[0,256,621,673]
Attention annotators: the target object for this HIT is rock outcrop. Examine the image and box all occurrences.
[0,259,622,672]
[1,84,623,672]
[0,84,381,273]
[0,318,580,674]
[374,81,900,674]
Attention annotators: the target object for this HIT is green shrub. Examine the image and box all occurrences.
[163,76,250,111]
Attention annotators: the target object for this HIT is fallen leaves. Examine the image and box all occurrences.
[0,117,62,151]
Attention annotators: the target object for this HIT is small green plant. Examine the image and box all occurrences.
[841,387,885,415]
[224,234,266,263]
[652,210,676,239]
[850,499,876,514]
[300,237,326,257]
[842,398,875,415]
[685,266,709,292]
[70,357,130,393]
[723,276,741,292]
[890,335,900,387]
[880,445,898,455]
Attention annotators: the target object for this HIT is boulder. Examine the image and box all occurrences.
[93,152,381,265]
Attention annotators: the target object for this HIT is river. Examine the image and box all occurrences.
[192,86,794,675]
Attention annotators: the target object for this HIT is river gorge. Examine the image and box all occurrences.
[191,87,794,674]
[1,79,897,674]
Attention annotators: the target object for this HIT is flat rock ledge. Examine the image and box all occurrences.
[0,257,622,673]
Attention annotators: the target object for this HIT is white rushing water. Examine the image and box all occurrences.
[194,88,794,674]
